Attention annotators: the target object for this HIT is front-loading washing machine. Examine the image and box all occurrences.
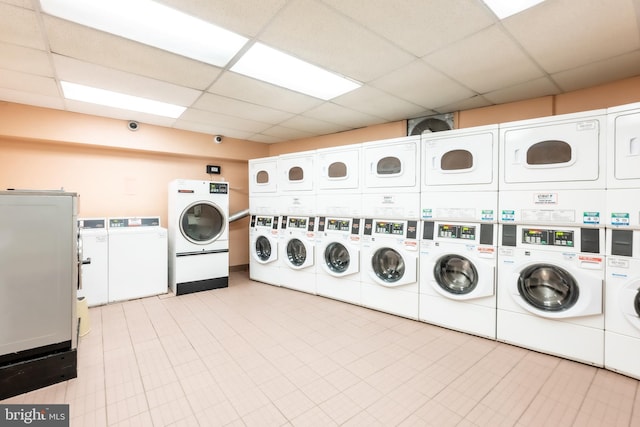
[168,179,229,295]
[316,144,362,217]
[316,216,362,305]
[249,156,279,216]
[78,218,109,307]
[279,215,317,294]
[362,136,420,219]
[249,214,280,286]
[278,150,316,217]
[605,228,640,379]
[497,224,605,366]
[361,218,420,319]
[420,219,497,339]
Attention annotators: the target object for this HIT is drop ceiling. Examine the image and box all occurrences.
[0,0,639,143]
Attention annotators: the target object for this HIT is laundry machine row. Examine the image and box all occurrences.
[247,103,640,377]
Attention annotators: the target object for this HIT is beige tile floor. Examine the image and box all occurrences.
[3,270,640,426]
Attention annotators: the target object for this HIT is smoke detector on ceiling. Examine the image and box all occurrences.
[407,113,454,136]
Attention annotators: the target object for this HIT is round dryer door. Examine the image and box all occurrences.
[287,239,307,267]
[255,236,272,262]
[371,247,405,283]
[325,242,350,274]
[180,202,225,245]
[433,254,478,295]
[518,264,579,312]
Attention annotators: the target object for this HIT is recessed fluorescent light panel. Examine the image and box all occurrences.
[61,81,186,118]
[482,0,545,19]
[40,0,248,67]
[231,43,361,100]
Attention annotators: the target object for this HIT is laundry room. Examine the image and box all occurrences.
[2,0,640,425]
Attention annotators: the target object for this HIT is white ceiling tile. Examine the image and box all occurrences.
[0,3,45,49]
[209,71,324,114]
[172,119,256,140]
[371,59,477,110]
[244,133,284,144]
[302,102,385,129]
[192,93,294,124]
[503,0,640,74]
[43,17,222,90]
[156,0,288,38]
[63,100,178,128]
[552,51,640,92]
[424,25,544,94]
[483,77,560,104]
[0,88,64,110]
[0,42,52,76]
[52,55,202,106]
[258,0,415,82]
[278,115,350,134]
[322,0,495,57]
[438,95,492,114]
[179,108,272,133]
[259,125,316,140]
[0,68,58,96]
[333,86,429,122]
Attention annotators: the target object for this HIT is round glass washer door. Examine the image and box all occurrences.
[434,254,478,295]
[287,239,307,267]
[325,242,350,274]
[372,247,405,283]
[518,264,579,312]
[180,201,226,245]
[255,236,272,261]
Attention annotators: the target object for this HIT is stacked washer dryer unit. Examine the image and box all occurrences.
[168,179,229,296]
[497,110,607,366]
[248,157,281,286]
[361,136,421,319]
[604,102,640,378]
[277,150,317,294]
[315,144,363,305]
[419,125,499,339]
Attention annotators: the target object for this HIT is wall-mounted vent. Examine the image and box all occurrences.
[407,113,454,136]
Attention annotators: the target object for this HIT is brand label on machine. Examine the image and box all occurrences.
[611,212,630,226]
[533,192,557,205]
[501,210,515,222]
[583,211,600,225]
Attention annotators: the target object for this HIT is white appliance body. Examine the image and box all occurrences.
[168,180,229,295]
[362,136,420,219]
[606,102,640,189]
[279,215,317,294]
[361,218,420,319]
[78,218,109,307]
[316,144,362,217]
[499,110,606,191]
[249,156,279,216]
[108,217,168,302]
[249,214,280,286]
[497,224,605,366]
[420,219,497,339]
[278,150,316,217]
[316,216,362,305]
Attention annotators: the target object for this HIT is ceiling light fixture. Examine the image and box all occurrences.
[40,0,248,67]
[482,0,545,19]
[61,81,186,118]
[230,43,361,100]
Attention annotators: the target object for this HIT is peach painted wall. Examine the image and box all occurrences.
[0,103,265,267]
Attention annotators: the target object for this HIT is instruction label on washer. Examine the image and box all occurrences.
[611,212,630,226]
[501,210,515,222]
[422,208,433,219]
[583,211,600,225]
[481,210,495,221]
